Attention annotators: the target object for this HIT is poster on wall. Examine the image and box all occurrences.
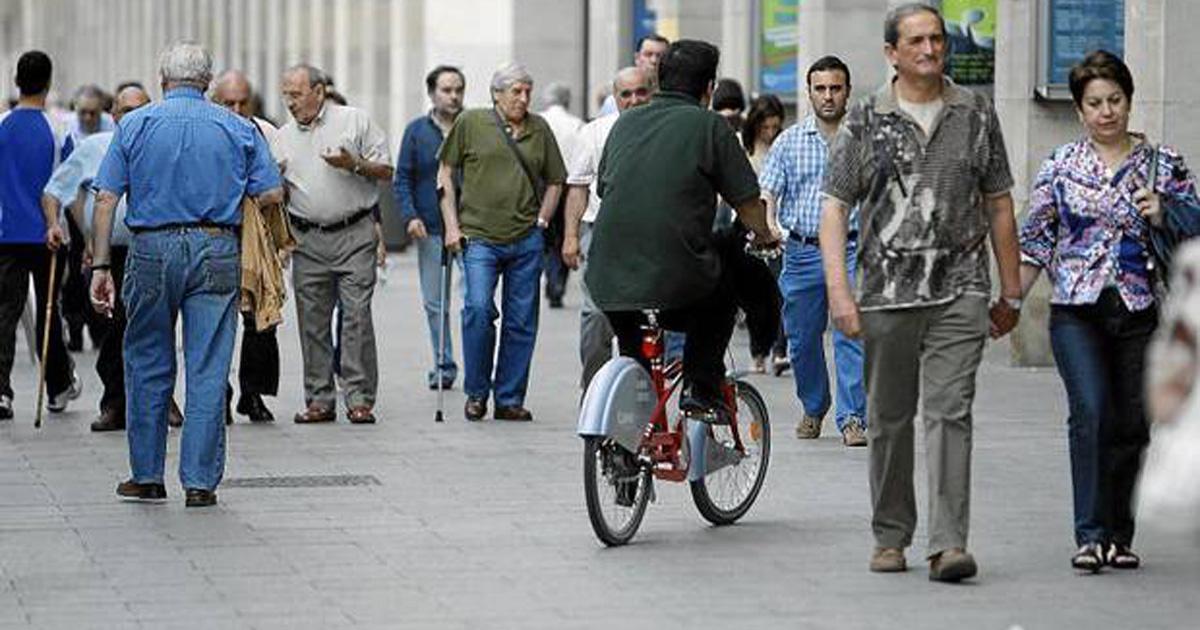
[632,0,658,53]
[759,0,798,96]
[943,0,996,85]
[1047,0,1124,85]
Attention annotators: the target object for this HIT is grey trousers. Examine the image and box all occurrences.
[861,295,988,557]
[292,217,378,409]
[578,223,615,389]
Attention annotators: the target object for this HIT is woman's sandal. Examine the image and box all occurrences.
[1106,543,1141,570]
[1071,543,1105,573]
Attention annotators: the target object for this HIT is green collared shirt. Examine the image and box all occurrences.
[585,91,761,310]
[823,76,1013,311]
[439,107,566,243]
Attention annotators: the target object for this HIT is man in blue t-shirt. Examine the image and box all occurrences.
[0,50,80,421]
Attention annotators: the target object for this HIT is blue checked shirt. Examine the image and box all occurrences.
[758,116,857,237]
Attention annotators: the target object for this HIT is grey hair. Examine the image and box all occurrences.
[73,84,105,103]
[283,63,327,88]
[539,82,570,109]
[490,62,533,95]
[884,2,945,46]
[158,41,213,88]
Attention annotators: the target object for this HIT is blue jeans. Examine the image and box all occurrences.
[1049,289,1154,547]
[416,235,461,386]
[779,238,866,431]
[461,228,543,407]
[123,229,239,491]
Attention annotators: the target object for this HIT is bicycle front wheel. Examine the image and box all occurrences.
[583,436,652,546]
[690,380,771,525]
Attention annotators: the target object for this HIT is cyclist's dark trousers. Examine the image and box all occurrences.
[604,285,737,406]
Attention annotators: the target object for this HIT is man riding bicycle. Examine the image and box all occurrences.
[586,39,779,424]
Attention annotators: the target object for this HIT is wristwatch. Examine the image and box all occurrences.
[1002,296,1023,311]
[536,217,549,229]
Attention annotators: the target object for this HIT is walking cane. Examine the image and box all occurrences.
[34,252,59,429]
[434,242,451,423]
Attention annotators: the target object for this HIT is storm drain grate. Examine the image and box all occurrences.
[223,474,381,488]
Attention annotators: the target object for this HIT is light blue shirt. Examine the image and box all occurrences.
[95,87,280,228]
[43,131,131,246]
[758,116,858,237]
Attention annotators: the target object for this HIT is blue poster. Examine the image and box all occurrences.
[1048,0,1124,85]
[632,0,658,53]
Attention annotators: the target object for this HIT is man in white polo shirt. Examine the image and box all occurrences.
[560,66,652,390]
[276,64,393,425]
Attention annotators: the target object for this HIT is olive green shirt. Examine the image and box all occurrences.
[438,107,566,243]
[586,92,761,310]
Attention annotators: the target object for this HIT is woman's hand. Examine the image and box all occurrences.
[1134,187,1163,227]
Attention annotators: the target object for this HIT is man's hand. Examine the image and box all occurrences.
[562,234,581,270]
[829,291,862,339]
[406,218,428,240]
[988,301,1020,339]
[444,226,465,254]
[90,270,115,317]
[321,146,358,172]
[45,222,66,252]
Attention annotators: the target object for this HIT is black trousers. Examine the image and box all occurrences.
[239,314,280,397]
[721,228,781,358]
[96,246,128,413]
[0,244,73,399]
[63,213,109,348]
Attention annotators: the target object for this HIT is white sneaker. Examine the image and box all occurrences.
[47,372,82,413]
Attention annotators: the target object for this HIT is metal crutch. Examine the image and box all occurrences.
[434,242,451,423]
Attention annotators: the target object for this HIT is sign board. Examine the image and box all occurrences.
[1038,0,1125,98]
[759,0,798,96]
[943,0,996,85]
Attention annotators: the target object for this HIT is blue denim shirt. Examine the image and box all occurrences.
[95,87,280,228]
[393,114,446,234]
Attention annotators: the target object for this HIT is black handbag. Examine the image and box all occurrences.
[1146,145,1200,287]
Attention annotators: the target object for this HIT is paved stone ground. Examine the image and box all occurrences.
[1,251,1198,629]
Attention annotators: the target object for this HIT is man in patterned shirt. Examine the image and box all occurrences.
[818,3,1021,581]
[760,55,866,448]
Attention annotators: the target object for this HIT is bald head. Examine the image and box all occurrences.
[612,66,652,112]
[112,85,150,122]
[212,69,254,117]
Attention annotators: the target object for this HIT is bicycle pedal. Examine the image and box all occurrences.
[682,408,731,426]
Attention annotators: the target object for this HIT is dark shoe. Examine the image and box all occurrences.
[771,355,791,377]
[1106,543,1141,570]
[464,398,487,421]
[869,547,907,573]
[293,403,336,424]
[184,488,217,508]
[91,407,126,432]
[225,384,233,426]
[168,399,184,428]
[548,296,564,308]
[1072,542,1105,573]
[236,394,275,423]
[116,479,167,502]
[679,392,731,425]
[494,405,533,421]
[929,548,978,582]
[427,377,456,390]
[347,406,376,424]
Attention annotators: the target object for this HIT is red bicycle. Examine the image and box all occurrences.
[577,310,771,546]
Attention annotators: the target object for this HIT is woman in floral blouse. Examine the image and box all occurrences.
[1018,50,1200,573]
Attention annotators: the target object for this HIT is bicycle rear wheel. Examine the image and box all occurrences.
[690,380,770,525]
[583,436,652,546]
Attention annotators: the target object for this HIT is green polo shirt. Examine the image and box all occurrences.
[438,107,566,243]
[585,91,761,310]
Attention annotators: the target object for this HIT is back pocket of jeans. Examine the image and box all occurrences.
[203,251,241,294]
[123,252,162,306]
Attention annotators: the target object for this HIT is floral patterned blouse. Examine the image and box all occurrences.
[1019,136,1200,311]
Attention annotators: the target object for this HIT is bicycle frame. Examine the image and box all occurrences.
[636,312,747,483]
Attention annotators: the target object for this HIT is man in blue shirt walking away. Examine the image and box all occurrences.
[0,50,80,421]
[394,65,465,391]
[90,41,283,508]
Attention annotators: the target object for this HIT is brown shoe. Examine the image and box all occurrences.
[795,415,822,439]
[168,399,184,428]
[293,403,336,424]
[91,407,125,432]
[347,406,376,424]
[841,418,867,447]
[464,398,487,421]
[494,405,533,421]
[929,548,977,582]
[869,547,907,573]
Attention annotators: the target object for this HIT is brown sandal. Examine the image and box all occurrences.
[347,406,376,424]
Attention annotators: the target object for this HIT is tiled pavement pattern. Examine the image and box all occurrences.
[1,252,1197,629]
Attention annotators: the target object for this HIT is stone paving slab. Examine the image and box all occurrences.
[0,251,1197,628]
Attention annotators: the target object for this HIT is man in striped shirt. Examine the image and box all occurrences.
[759,55,866,448]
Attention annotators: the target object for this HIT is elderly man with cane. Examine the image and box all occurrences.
[91,41,282,507]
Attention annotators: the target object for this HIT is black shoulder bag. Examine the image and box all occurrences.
[1146,144,1200,289]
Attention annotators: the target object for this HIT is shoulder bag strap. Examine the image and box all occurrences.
[490,108,545,203]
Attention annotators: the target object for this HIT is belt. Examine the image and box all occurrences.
[288,208,372,233]
[129,222,237,235]
[789,230,857,247]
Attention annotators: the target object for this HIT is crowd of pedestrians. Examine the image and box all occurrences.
[1,0,1197,584]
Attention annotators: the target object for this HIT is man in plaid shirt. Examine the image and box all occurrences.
[759,55,866,448]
